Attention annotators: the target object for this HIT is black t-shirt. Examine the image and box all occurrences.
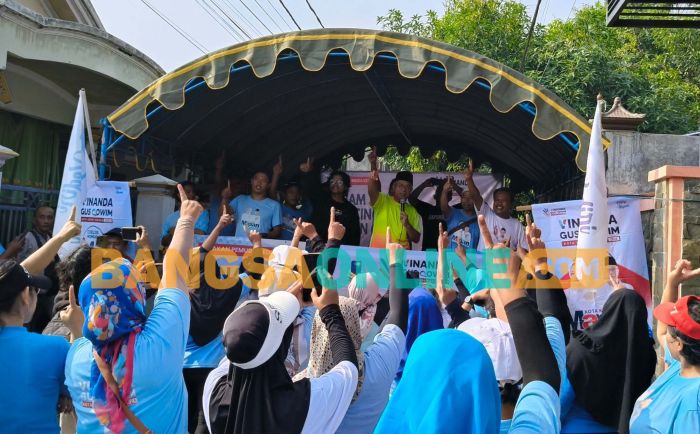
[413,201,444,251]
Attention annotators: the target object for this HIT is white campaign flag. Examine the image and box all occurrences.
[574,97,608,282]
[53,92,96,258]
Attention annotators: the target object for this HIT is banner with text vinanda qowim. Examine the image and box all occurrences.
[533,197,651,330]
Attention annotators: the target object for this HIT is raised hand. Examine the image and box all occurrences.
[435,223,456,306]
[218,211,234,228]
[178,183,203,220]
[291,217,303,247]
[272,155,283,176]
[311,282,340,310]
[299,157,314,173]
[328,207,346,241]
[5,234,26,257]
[57,206,82,241]
[295,218,318,240]
[464,158,474,180]
[134,226,150,249]
[59,285,84,341]
[369,169,380,182]
[386,227,404,266]
[400,211,409,227]
[247,229,262,248]
[368,145,378,168]
[221,180,234,201]
[668,259,700,287]
[286,280,305,307]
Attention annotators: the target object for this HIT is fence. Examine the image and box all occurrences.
[0,184,58,246]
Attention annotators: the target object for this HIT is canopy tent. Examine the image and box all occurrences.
[101,29,605,193]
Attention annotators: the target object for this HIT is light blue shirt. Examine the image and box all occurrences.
[207,198,236,236]
[445,208,480,250]
[629,340,700,433]
[335,324,406,434]
[507,316,564,434]
[161,210,210,239]
[229,195,282,238]
[0,243,5,255]
[184,334,225,369]
[65,289,191,434]
[280,203,312,240]
[0,327,69,433]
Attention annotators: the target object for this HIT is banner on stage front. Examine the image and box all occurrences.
[80,181,133,247]
[532,197,651,330]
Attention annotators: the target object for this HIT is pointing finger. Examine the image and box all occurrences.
[68,206,77,222]
[68,285,77,308]
[525,213,532,228]
[478,215,493,249]
[177,184,188,203]
[330,207,336,224]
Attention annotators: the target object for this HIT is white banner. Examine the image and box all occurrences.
[346,171,502,247]
[533,198,651,330]
[80,181,133,247]
[192,235,306,267]
[54,92,96,258]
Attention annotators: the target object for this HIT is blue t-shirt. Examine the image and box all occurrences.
[445,208,480,250]
[0,327,69,434]
[207,198,236,236]
[629,340,700,433]
[184,334,225,369]
[229,195,282,238]
[0,243,5,255]
[161,210,210,239]
[65,289,191,434]
[280,203,312,241]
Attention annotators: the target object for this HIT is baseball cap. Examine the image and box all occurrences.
[458,317,522,384]
[654,295,700,340]
[394,171,413,185]
[0,260,53,299]
[223,291,301,369]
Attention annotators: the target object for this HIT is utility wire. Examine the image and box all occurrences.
[266,0,294,30]
[277,0,301,30]
[238,0,274,34]
[252,0,285,32]
[140,0,207,53]
[194,0,244,40]
[304,0,324,28]
[221,0,265,37]
[519,0,542,71]
[211,0,254,39]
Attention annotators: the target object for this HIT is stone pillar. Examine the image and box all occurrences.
[132,174,177,253]
[648,166,700,302]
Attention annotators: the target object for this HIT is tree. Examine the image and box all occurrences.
[378,0,700,135]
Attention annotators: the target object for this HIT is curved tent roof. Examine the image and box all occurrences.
[104,29,604,186]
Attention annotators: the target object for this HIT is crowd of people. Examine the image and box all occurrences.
[1,149,700,434]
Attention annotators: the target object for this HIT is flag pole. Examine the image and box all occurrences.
[80,88,99,179]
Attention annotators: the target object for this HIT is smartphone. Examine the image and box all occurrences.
[121,227,143,241]
[302,253,322,303]
[351,260,362,275]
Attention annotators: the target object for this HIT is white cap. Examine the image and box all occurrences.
[269,245,306,268]
[225,291,301,369]
[458,318,522,384]
[258,266,302,297]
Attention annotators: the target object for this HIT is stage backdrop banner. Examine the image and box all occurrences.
[346,171,502,247]
[192,235,306,270]
[80,181,133,247]
[532,197,651,330]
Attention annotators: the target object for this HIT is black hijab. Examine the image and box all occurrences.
[208,303,311,434]
[566,288,656,434]
[189,267,243,346]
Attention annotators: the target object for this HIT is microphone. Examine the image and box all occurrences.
[400,199,406,212]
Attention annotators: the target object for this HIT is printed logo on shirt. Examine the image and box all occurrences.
[492,224,511,246]
[241,208,261,232]
[451,228,472,248]
[573,308,601,330]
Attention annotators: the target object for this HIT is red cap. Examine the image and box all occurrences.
[654,295,700,340]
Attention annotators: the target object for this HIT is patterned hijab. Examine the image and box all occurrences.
[294,297,365,400]
[347,273,381,339]
[79,258,147,434]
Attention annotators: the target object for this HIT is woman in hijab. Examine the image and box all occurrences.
[297,234,410,434]
[64,184,201,433]
[347,272,382,351]
[203,280,359,434]
[564,287,656,433]
[394,286,444,383]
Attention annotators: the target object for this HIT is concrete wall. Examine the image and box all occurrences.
[606,130,700,196]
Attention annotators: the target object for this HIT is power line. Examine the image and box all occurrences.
[277,0,301,30]
[221,0,265,37]
[238,0,274,34]
[252,0,285,33]
[266,0,294,30]
[211,0,255,39]
[194,0,244,41]
[519,0,542,71]
[140,0,207,53]
[304,0,324,28]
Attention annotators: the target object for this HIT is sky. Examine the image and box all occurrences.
[92,0,597,72]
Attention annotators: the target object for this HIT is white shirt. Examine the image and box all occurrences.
[203,358,358,434]
[476,202,526,251]
[336,324,406,434]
